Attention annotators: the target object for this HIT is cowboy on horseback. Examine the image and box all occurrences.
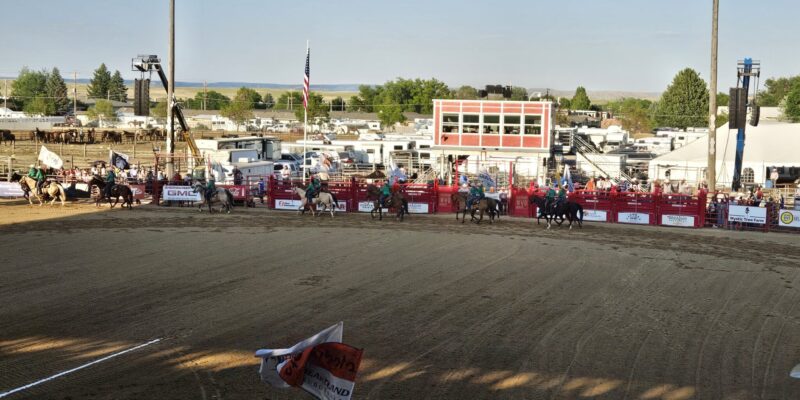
[467,181,485,210]
[28,165,45,195]
[205,176,216,202]
[555,184,567,210]
[306,175,321,202]
[104,167,116,199]
[379,179,391,207]
[543,185,557,217]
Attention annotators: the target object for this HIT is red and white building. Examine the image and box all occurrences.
[432,99,553,154]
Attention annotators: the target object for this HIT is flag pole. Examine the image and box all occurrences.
[303,40,309,184]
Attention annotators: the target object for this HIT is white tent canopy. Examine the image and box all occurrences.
[648,121,800,187]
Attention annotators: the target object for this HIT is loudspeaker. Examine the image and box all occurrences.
[478,90,488,98]
[750,104,760,127]
[134,79,150,116]
[728,87,746,129]
[502,86,512,99]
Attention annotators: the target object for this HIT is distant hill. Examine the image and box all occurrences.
[527,88,661,102]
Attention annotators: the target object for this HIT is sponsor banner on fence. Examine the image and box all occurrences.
[129,184,146,200]
[358,201,387,213]
[727,205,767,225]
[582,209,608,222]
[0,182,25,197]
[617,212,650,225]
[162,185,201,202]
[408,203,429,214]
[275,199,302,210]
[661,214,695,228]
[779,209,800,228]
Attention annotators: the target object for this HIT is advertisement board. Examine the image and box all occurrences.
[0,182,25,197]
[275,199,302,210]
[779,209,800,228]
[727,205,767,225]
[162,185,201,202]
[582,209,608,222]
[408,203,429,214]
[218,185,249,200]
[617,212,650,225]
[661,214,695,227]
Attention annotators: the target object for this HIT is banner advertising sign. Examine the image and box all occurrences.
[617,212,650,225]
[408,203,429,214]
[129,184,146,200]
[358,201,386,213]
[727,205,767,225]
[218,185,248,200]
[275,199,302,210]
[661,214,695,228]
[0,182,25,198]
[162,185,201,202]
[582,209,608,222]
[779,209,800,228]
[256,322,363,400]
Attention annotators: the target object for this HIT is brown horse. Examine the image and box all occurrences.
[450,192,469,223]
[16,175,67,206]
[470,197,499,224]
[88,175,134,209]
[365,184,409,221]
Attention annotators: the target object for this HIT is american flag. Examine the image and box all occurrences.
[303,47,310,110]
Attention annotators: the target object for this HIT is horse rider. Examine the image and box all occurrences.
[205,176,216,202]
[29,165,46,195]
[104,167,116,199]
[306,175,321,202]
[543,185,557,217]
[467,181,485,210]
[555,184,568,212]
[379,179,392,207]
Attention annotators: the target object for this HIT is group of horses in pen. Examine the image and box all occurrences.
[0,127,166,146]
[290,183,586,230]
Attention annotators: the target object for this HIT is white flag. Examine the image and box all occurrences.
[38,146,63,169]
[255,322,363,400]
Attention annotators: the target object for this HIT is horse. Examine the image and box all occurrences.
[470,197,499,224]
[365,184,409,221]
[88,175,134,209]
[292,186,337,218]
[0,129,14,145]
[15,174,67,206]
[450,192,469,223]
[191,182,234,213]
[529,195,584,230]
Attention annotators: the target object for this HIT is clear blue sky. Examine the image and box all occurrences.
[2,0,798,93]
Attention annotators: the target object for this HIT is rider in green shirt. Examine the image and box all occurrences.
[104,168,116,198]
[306,176,321,201]
[544,185,557,215]
[467,182,485,209]
[379,180,392,207]
[205,176,216,201]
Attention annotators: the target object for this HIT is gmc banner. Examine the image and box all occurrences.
[162,185,201,202]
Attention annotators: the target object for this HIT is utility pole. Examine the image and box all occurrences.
[707,0,719,192]
[166,0,175,177]
[72,72,77,116]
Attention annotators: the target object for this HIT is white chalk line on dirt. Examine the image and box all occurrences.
[0,338,161,398]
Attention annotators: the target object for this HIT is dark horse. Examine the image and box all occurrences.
[529,195,584,230]
[470,197,500,224]
[366,184,409,221]
[88,175,134,209]
[0,129,15,145]
[450,192,469,223]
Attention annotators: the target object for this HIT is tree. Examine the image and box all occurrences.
[87,99,118,123]
[453,85,479,100]
[108,70,128,102]
[24,96,56,116]
[558,97,571,109]
[655,68,709,129]
[782,80,800,122]
[509,86,528,101]
[715,91,729,107]
[275,91,304,110]
[760,76,800,107]
[150,100,168,120]
[571,86,591,110]
[348,85,383,113]
[716,112,729,128]
[234,87,262,109]
[331,96,345,111]
[606,98,654,133]
[348,95,367,112]
[221,89,257,130]
[11,67,48,111]
[293,92,329,122]
[45,67,69,114]
[186,90,230,110]
[263,93,275,109]
[87,63,112,99]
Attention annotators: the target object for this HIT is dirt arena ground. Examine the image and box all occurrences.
[2,201,800,399]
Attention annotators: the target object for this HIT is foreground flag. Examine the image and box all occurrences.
[109,150,130,170]
[38,146,63,169]
[255,322,363,400]
[303,46,310,110]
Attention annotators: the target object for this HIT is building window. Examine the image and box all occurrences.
[463,114,479,134]
[394,145,403,150]
[442,114,459,133]
[742,167,754,183]
[524,115,542,135]
[483,115,500,134]
[504,115,521,135]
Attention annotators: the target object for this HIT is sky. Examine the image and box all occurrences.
[1,0,799,93]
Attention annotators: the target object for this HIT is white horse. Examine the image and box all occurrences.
[192,182,234,214]
[17,175,67,206]
[292,186,337,218]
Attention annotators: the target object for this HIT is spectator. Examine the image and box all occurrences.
[768,168,779,188]
[585,177,596,192]
[258,178,266,203]
[281,164,291,181]
[680,180,692,196]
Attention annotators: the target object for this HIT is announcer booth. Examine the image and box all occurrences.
[433,99,553,153]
